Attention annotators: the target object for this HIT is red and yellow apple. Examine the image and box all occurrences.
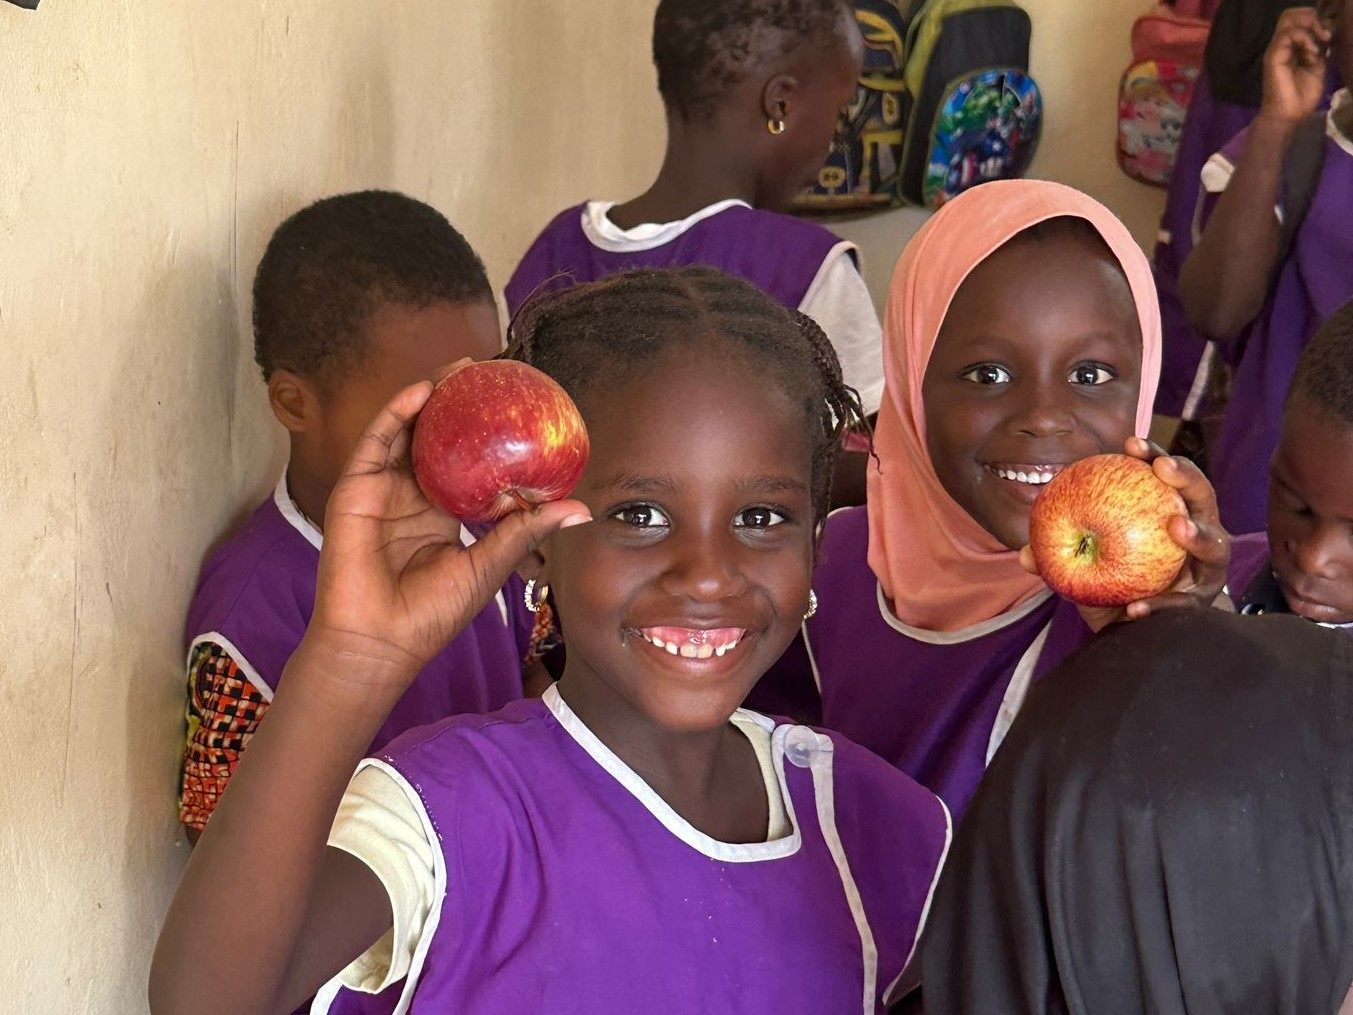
[1028,454,1188,607]
[412,360,590,523]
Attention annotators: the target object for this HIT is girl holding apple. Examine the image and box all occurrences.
[752,180,1231,819]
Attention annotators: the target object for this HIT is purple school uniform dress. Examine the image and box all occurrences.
[505,202,848,316]
[757,507,1092,818]
[1227,530,1272,603]
[316,687,951,1015]
[185,478,528,751]
[1208,103,1353,533]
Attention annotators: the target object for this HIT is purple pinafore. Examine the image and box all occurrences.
[752,506,1092,818]
[504,201,849,316]
[185,478,528,751]
[315,687,951,1015]
[1209,106,1353,534]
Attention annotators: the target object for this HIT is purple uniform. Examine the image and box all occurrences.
[316,687,951,1014]
[1207,98,1353,533]
[1227,530,1272,603]
[754,507,1092,818]
[505,201,847,315]
[185,479,528,751]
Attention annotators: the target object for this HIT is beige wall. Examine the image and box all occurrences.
[836,0,1168,308]
[1,1,1160,1010]
[0,3,663,1010]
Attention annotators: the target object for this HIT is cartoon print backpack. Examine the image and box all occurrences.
[794,0,921,212]
[899,0,1044,209]
[1117,4,1212,187]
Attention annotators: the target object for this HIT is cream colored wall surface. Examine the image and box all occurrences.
[0,2,662,1011]
[835,0,1170,311]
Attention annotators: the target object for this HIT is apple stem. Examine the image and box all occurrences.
[509,490,533,513]
[1075,534,1095,560]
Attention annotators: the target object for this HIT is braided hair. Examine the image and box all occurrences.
[653,0,853,122]
[1289,297,1353,426]
[504,266,868,525]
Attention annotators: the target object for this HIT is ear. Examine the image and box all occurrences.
[513,533,552,585]
[761,73,799,124]
[267,369,321,435]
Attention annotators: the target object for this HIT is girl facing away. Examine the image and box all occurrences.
[149,268,951,1015]
[753,180,1231,819]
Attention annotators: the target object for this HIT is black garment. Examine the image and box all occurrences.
[922,609,1353,1014]
[1236,555,1293,616]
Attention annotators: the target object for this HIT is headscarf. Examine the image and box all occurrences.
[921,608,1353,1014]
[866,180,1162,631]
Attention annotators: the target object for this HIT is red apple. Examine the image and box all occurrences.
[1028,454,1188,607]
[412,360,590,524]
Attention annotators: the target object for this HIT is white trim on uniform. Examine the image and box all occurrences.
[543,685,803,863]
[579,199,751,253]
[985,620,1053,764]
[185,631,275,701]
[875,581,1053,644]
[884,797,955,1006]
[311,759,449,1015]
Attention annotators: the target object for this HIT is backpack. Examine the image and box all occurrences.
[898,0,1043,208]
[1117,5,1212,187]
[795,0,920,212]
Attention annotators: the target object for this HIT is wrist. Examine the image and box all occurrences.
[1254,108,1307,136]
[283,632,422,715]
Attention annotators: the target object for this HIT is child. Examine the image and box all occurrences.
[150,268,952,1014]
[752,180,1229,818]
[1227,297,1353,626]
[179,191,538,839]
[1179,0,1353,533]
[505,0,881,503]
[922,608,1353,1013]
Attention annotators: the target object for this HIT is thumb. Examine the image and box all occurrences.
[1018,544,1040,577]
[460,499,592,601]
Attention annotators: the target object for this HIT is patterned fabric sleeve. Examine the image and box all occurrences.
[178,641,270,832]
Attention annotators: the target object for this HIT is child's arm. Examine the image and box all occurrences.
[149,380,590,1014]
[1179,7,1331,344]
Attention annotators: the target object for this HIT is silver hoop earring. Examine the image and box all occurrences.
[524,579,550,614]
[804,589,818,620]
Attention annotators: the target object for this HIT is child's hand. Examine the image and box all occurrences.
[1261,7,1331,125]
[305,377,591,698]
[1019,438,1231,633]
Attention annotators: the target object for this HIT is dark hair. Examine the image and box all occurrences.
[1289,297,1353,426]
[653,0,851,122]
[252,190,492,382]
[504,267,867,524]
[1008,214,1114,255]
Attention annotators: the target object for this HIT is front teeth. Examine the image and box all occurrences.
[641,632,740,658]
[993,466,1055,485]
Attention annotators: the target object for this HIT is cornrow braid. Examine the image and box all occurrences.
[503,266,868,524]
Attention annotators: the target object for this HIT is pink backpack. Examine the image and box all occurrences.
[1117,3,1213,187]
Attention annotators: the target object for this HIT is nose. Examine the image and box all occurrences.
[1288,523,1345,581]
[1007,377,1076,439]
[657,524,749,603]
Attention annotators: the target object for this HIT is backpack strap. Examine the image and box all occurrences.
[1277,111,1329,262]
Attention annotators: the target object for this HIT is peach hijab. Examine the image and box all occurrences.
[865,180,1162,632]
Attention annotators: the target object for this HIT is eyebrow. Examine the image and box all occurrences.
[591,472,809,497]
[735,474,811,497]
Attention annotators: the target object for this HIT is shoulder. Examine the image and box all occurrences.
[818,505,872,568]
[506,203,590,307]
[722,205,854,255]
[377,698,553,774]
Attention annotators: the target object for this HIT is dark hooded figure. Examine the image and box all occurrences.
[922,608,1353,1014]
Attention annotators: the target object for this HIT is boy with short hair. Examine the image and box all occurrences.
[1228,296,1353,628]
[179,191,536,836]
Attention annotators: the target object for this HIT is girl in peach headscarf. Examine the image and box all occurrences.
[753,180,1230,818]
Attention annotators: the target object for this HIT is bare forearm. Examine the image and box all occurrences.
[1180,114,1298,343]
[150,638,408,1014]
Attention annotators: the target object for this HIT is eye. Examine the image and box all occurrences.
[960,364,1011,385]
[610,503,670,529]
[1068,362,1117,386]
[733,506,789,529]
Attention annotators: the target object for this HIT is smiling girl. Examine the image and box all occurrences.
[754,181,1231,818]
[148,268,950,1015]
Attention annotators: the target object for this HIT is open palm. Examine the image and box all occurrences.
[310,381,589,693]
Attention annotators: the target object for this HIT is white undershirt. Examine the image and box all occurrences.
[580,200,885,417]
[326,707,791,995]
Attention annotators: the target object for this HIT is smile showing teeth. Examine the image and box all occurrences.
[637,626,746,659]
[986,463,1063,486]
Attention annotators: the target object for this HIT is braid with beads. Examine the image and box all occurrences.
[504,266,869,524]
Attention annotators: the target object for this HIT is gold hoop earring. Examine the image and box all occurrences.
[767,117,786,135]
[804,589,818,620]
[524,579,550,614]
